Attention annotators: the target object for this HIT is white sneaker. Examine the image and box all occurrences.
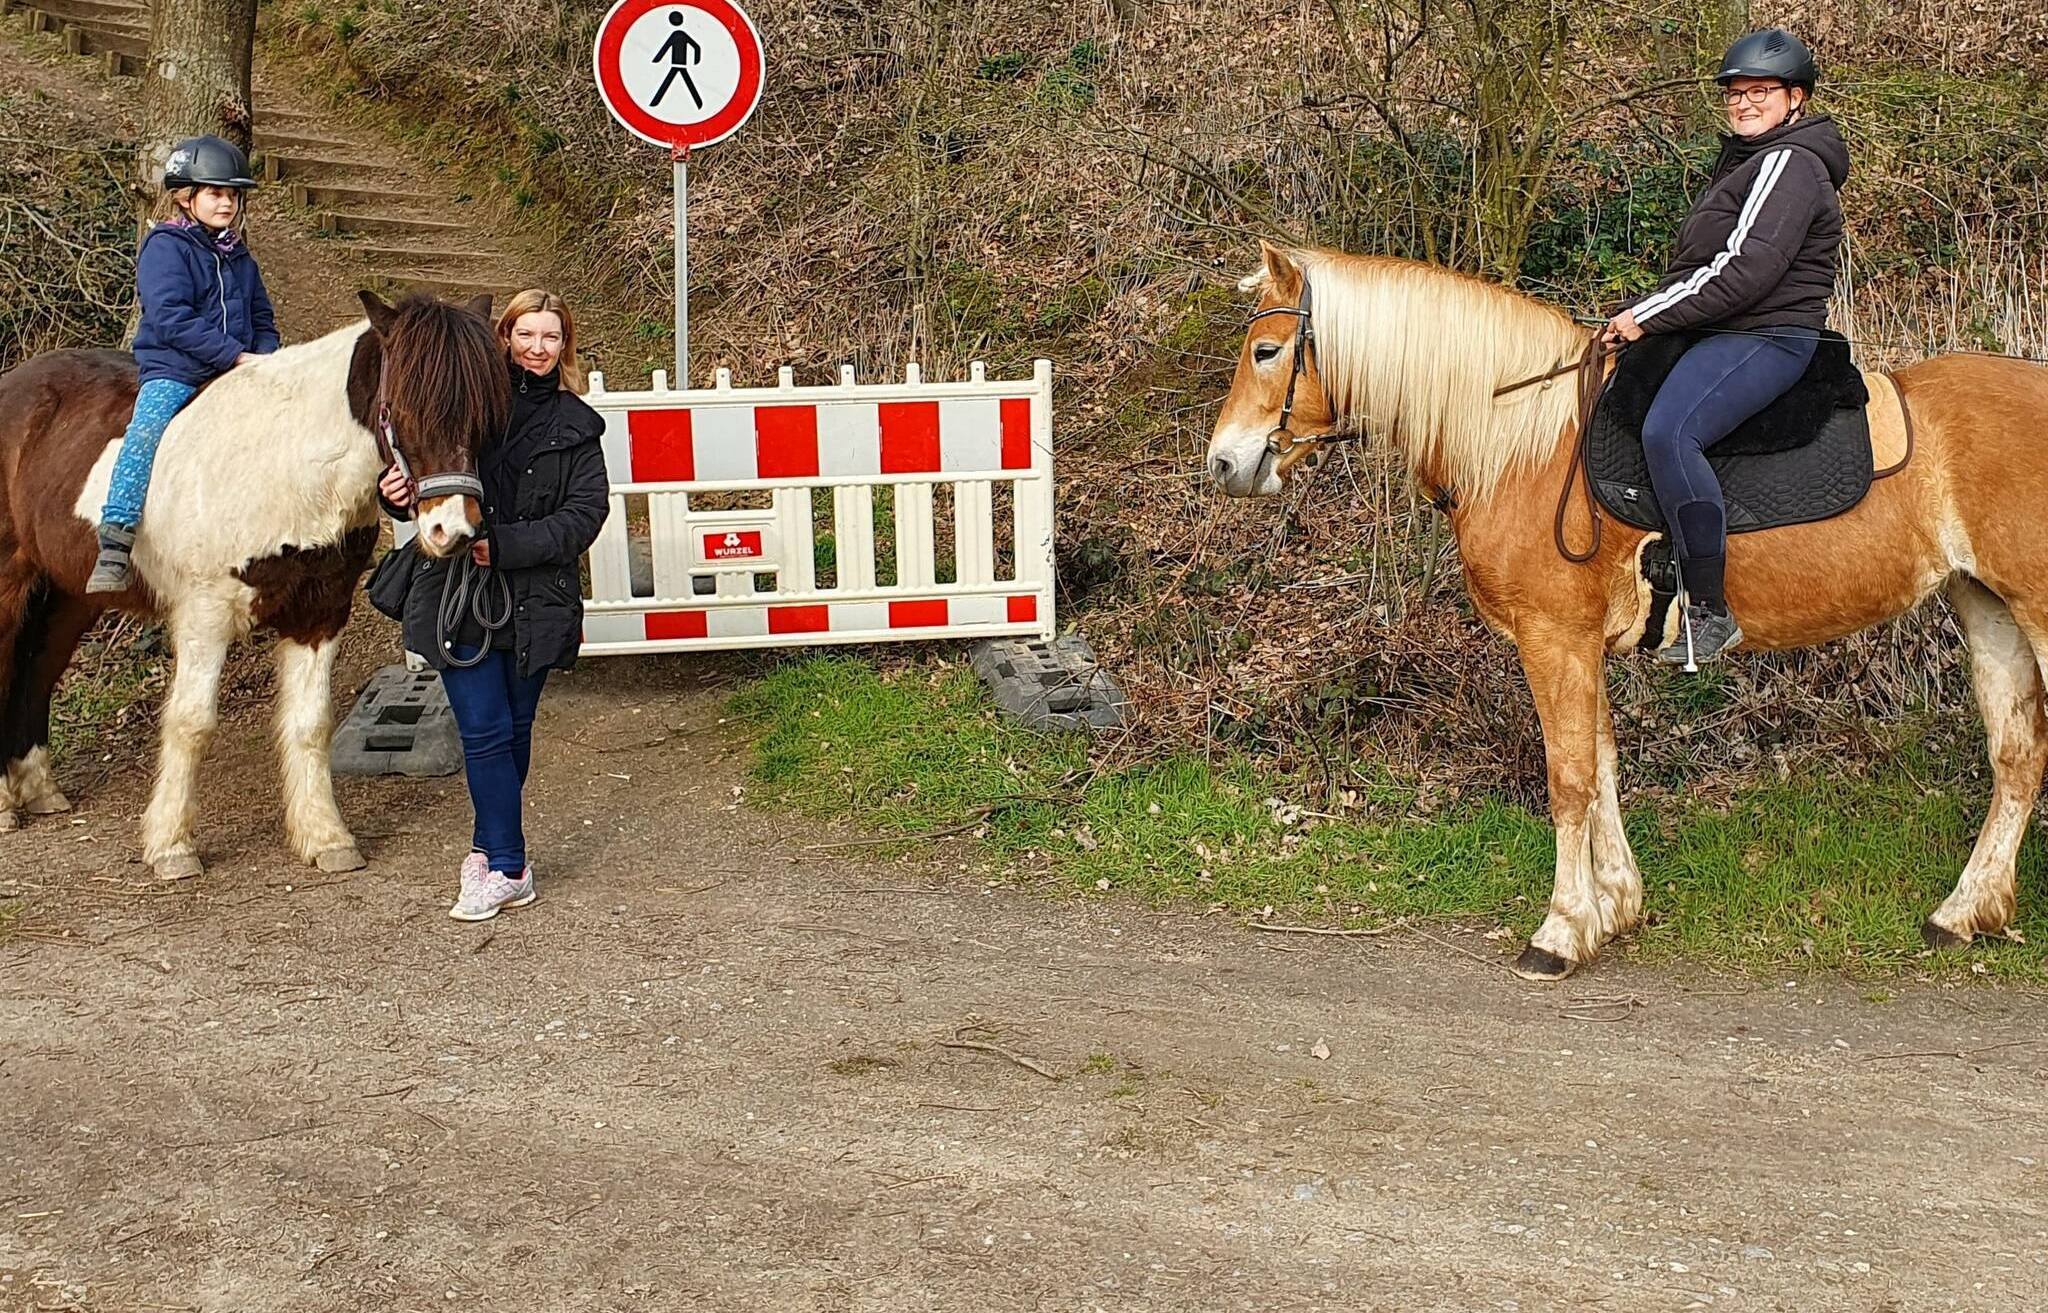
[459,850,488,888]
[449,866,535,921]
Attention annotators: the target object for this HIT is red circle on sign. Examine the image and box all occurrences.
[593,0,764,152]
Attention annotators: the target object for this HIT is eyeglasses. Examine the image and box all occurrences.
[1721,84,1787,105]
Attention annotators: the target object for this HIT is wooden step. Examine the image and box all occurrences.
[25,0,144,24]
[289,181,435,211]
[371,272,529,304]
[45,15,143,59]
[260,150,380,182]
[102,45,139,77]
[345,244,507,274]
[254,129,354,155]
[319,211,471,238]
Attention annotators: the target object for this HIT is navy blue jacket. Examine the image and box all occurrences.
[130,222,279,384]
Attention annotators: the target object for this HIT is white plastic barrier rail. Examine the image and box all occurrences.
[575,360,1056,656]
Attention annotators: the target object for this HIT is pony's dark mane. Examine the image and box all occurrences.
[383,294,509,457]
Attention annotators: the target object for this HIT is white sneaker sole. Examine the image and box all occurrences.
[447,889,537,922]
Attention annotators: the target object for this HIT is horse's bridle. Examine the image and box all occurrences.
[1246,280,1357,478]
[373,368,485,509]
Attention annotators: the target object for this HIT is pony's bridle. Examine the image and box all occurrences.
[373,370,485,509]
[1246,280,1355,478]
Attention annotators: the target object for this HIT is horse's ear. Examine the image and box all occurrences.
[1260,240,1302,297]
[465,293,495,322]
[358,290,397,334]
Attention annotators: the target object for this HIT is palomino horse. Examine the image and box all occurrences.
[0,291,506,878]
[1208,242,2048,980]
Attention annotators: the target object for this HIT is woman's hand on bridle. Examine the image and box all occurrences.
[471,539,491,568]
[378,465,413,509]
[1602,310,1645,346]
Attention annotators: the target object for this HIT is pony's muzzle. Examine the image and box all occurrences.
[415,494,481,557]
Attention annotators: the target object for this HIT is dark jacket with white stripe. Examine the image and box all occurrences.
[1627,115,1850,335]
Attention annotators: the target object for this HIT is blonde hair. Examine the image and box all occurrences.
[495,288,586,394]
[151,185,248,231]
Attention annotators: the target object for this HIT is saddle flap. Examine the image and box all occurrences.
[1586,329,1889,536]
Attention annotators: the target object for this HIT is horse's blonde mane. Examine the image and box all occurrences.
[1257,249,1592,501]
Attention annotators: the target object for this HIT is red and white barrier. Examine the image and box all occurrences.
[577,360,1056,656]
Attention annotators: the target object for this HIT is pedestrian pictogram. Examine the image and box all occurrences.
[593,0,764,151]
[651,13,704,109]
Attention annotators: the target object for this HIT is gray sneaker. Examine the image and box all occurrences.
[85,525,137,595]
[449,866,535,921]
[1657,603,1743,668]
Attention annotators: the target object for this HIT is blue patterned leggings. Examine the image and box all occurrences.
[102,378,200,530]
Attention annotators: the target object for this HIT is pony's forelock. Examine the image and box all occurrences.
[381,294,509,464]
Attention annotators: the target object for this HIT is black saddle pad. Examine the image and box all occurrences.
[1587,329,1872,534]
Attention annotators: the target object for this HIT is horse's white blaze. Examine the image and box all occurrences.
[1205,421,1283,497]
[274,637,353,863]
[73,326,385,578]
[413,494,478,555]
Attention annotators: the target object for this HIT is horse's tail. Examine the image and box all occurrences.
[0,574,60,768]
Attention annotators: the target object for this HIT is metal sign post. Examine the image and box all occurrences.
[673,148,689,387]
[592,0,765,391]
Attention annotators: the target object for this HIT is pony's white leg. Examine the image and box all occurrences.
[141,596,235,879]
[0,765,16,833]
[1515,633,1636,980]
[1927,578,2046,946]
[274,636,363,872]
[9,746,71,815]
[1587,685,1643,927]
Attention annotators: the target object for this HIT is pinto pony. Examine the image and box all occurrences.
[0,291,506,878]
[1208,242,2048,980]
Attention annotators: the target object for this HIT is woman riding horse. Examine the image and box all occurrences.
[1601,28,1850,666]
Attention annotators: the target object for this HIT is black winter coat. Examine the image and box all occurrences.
[380,364,611,677]
[1625,114,1850,335]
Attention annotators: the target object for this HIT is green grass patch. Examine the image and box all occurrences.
[733,658,2048,983]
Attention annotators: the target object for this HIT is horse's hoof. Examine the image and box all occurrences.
[0,809,17,834]
[153,853,204,881]
[315,845,366,874]
[1921,918,1973,952]
[25,791,72,816]
[1511,944,1578,982]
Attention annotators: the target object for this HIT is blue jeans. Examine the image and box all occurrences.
[440,647,550,873]
[1642,327,1819,581]
[102,378,200,529]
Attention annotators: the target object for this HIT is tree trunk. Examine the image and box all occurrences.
[137,0,258,215]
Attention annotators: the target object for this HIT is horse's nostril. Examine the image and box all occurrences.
[1209,455,1233,483]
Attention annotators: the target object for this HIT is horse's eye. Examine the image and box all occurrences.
[1254,343,1283,364]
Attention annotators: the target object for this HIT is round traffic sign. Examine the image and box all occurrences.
[593,0,764,152]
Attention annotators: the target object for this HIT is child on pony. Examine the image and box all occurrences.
[90,135,278,593]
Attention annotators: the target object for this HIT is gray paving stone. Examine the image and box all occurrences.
[970,633,1126,732]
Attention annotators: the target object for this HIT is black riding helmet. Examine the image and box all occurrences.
[162,135,259,190]
[1716,28,1819,93]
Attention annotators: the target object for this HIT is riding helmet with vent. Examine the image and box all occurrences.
[1716,29,1819,92]
[162,135,259,190]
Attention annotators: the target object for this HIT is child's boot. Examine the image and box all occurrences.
[86,525,137,595]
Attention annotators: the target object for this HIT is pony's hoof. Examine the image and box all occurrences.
[1921,918,1974,952]
[0,808,17,834]
[25,791,72,816]
[315,845,366,874]
[153,852,203,881]
[1511,944,1578,982]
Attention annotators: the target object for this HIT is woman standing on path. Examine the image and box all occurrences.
[378,290,611,921]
